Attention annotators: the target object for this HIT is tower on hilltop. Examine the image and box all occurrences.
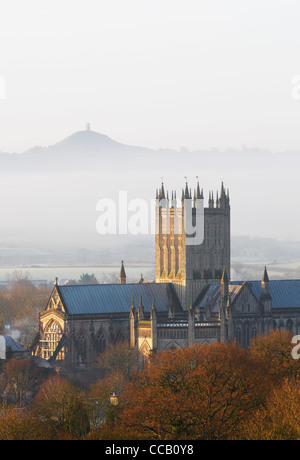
[155,180,230,309]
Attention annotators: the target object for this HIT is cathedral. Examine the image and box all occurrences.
[31,181,300,369]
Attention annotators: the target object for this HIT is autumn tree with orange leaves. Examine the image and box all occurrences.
[238,330,300,440]
[31,375,90,439]
[250,329,300,382]
[2,358,39,407]
[240,376,300,440]
[93,331,300,441]
[95,341,269,440]
[0,330,299,440]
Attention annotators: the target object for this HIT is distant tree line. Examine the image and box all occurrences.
[65,273,99,285]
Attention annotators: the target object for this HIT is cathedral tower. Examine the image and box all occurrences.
[155,180,230,309]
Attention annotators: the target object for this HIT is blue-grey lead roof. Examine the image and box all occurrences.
[232,280,300,309]
[5,336,26,352]
[57,279,300,315]
[195,280,300,311]
[196,284,243,312]
[58,283,177,315]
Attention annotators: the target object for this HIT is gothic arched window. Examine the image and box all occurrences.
[77,334,87,363]
[236,327,242,346]
[115,329,126,344]
[244,324,250,348]
[251,327,257,339]
[286,319,294,335]
[96,329,106,354]
[42,320,63,361]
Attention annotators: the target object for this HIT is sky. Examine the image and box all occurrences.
[0,1,300,253]
[1,0,300,153]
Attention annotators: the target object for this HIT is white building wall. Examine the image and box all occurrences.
[0,336,6,360]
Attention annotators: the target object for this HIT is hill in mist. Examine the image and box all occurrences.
[26,127,153,155]
[0,125,298,173]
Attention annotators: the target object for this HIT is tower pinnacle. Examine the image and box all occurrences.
[119,260,126,284]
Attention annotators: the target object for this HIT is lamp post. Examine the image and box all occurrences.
[110,392,118,406]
